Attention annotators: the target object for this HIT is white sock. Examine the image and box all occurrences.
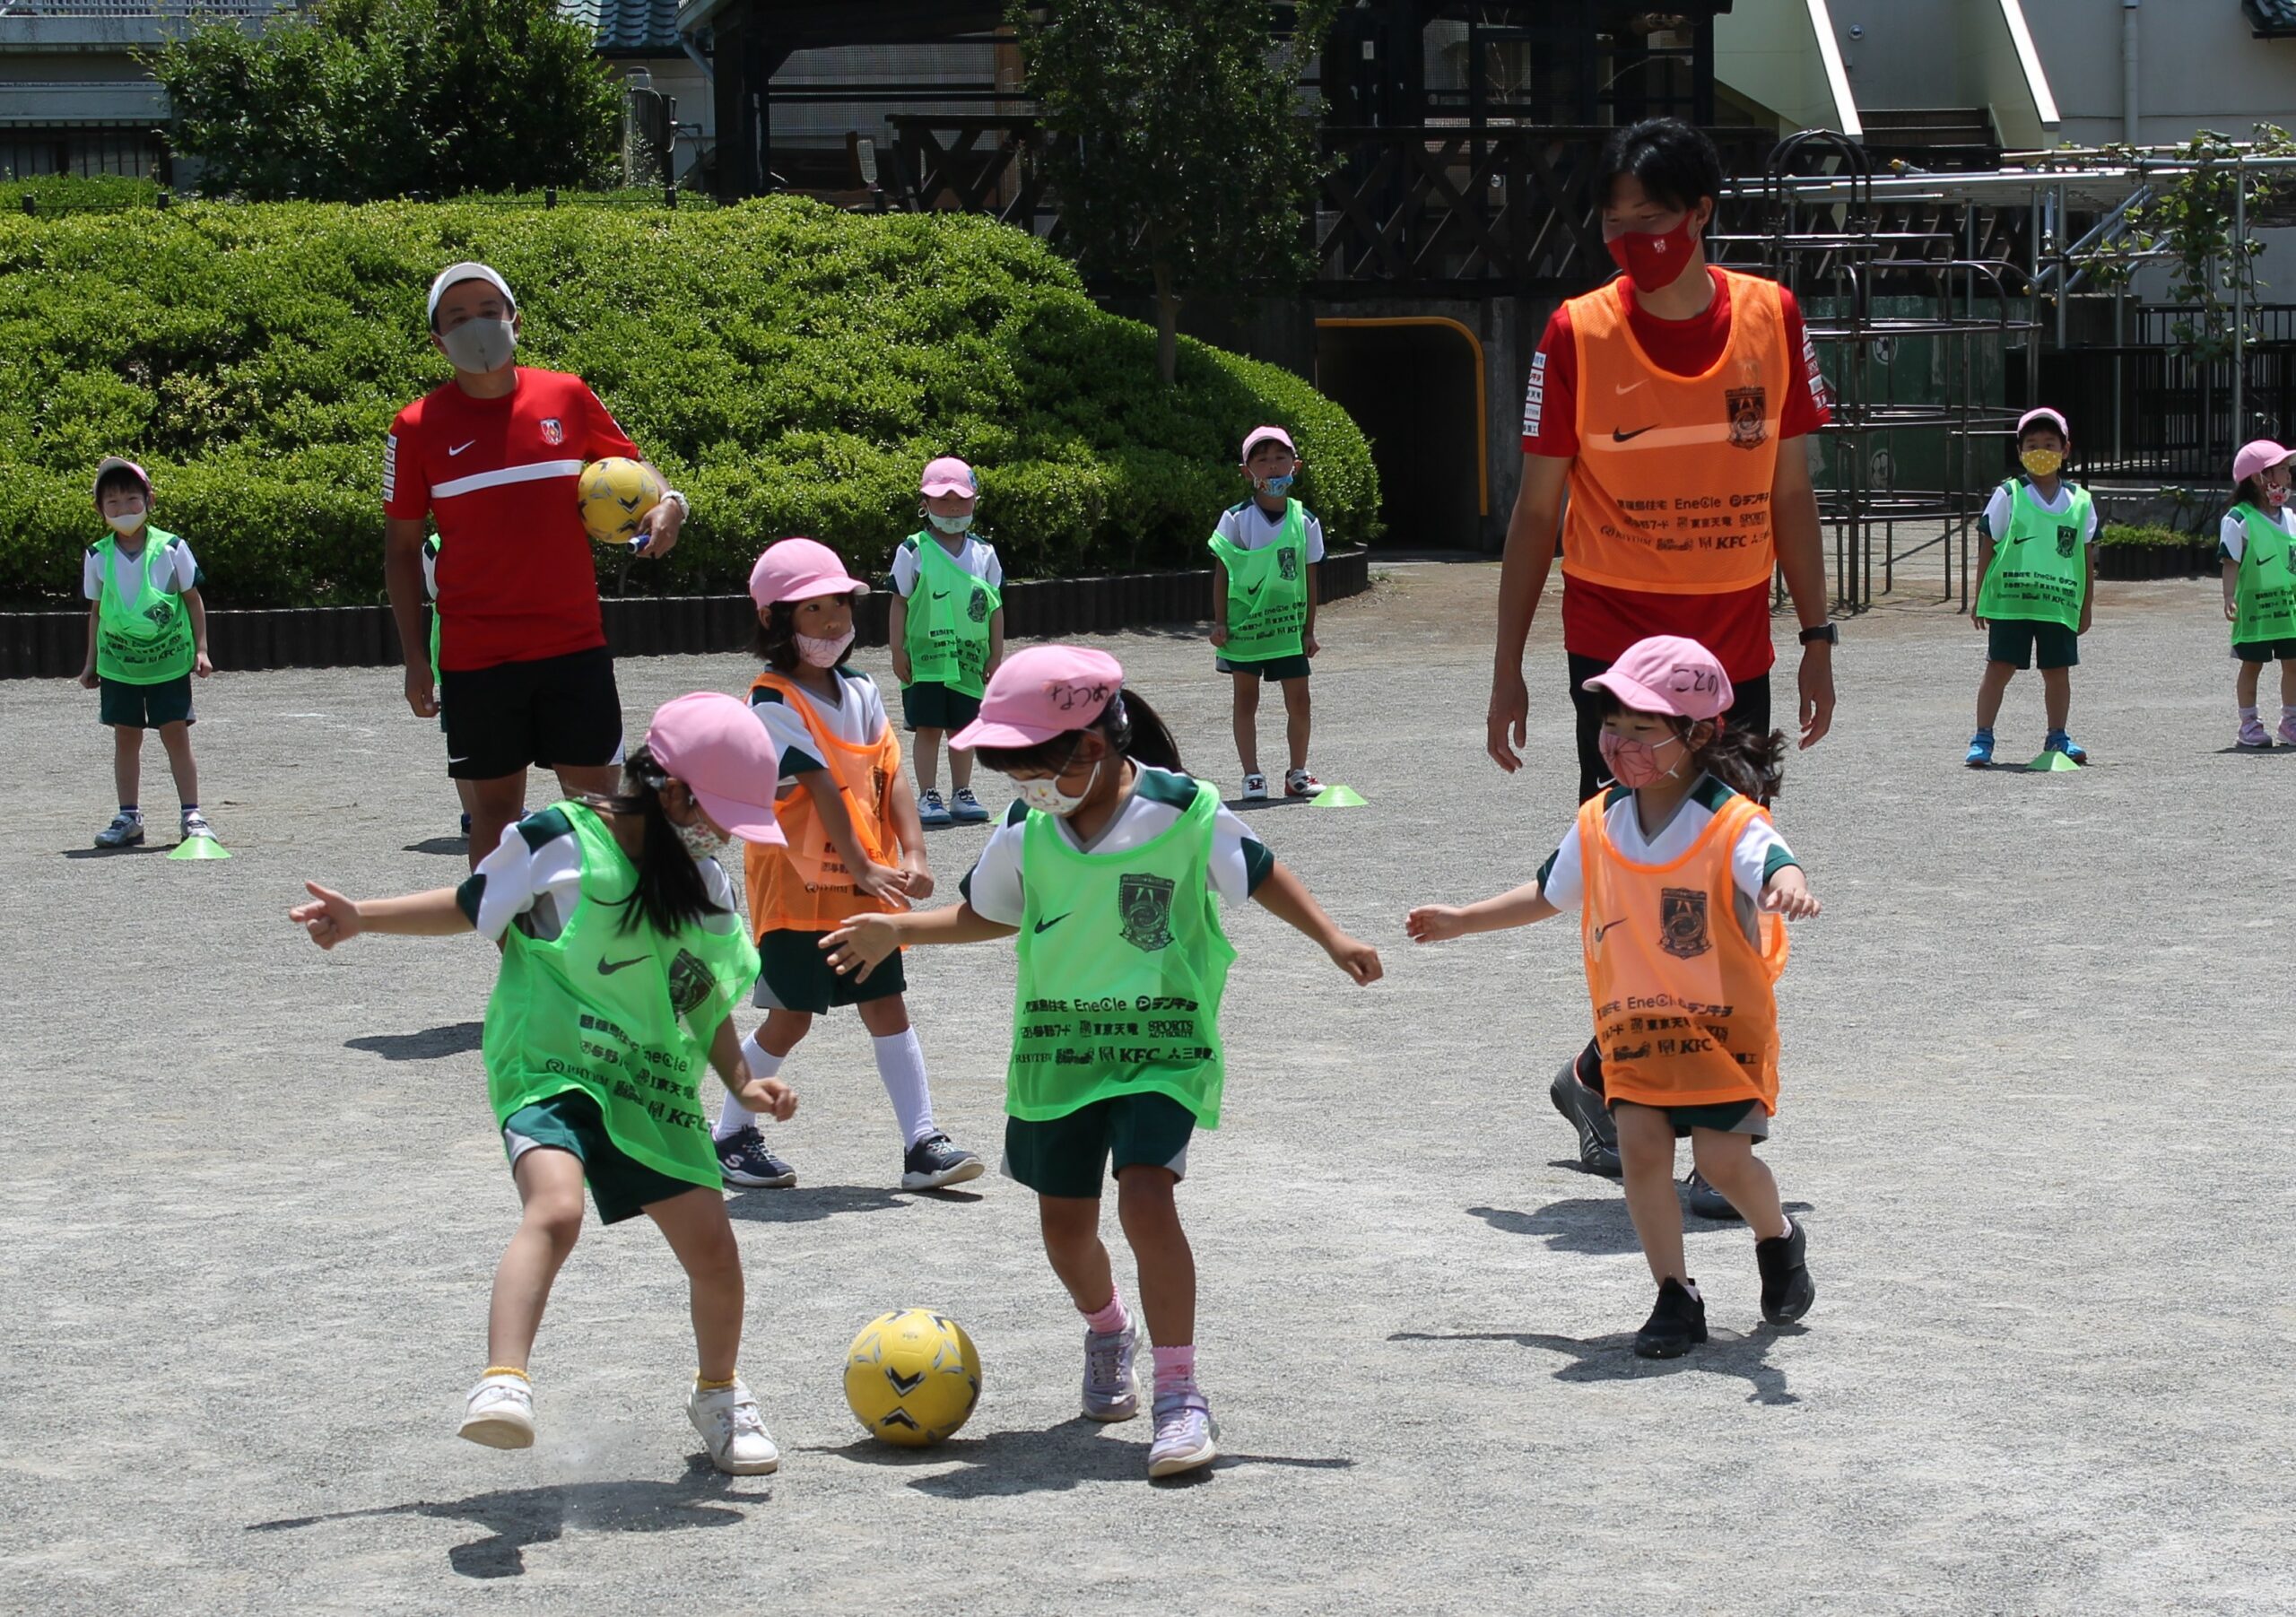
[871,1029,937,1147]
[2241,704,2260,721]
[715,1035,785,1141]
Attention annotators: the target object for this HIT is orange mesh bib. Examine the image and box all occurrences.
[1578,791,1788,1113]
[1563,271,1791,596]
[743,671,906,935]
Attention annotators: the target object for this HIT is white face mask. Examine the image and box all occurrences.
[674,814,733,863]
[105,510,147,535]
[1018,758,1099,817]
[795,629,856,668]
[926,511,974,535]
[439,316,517,374]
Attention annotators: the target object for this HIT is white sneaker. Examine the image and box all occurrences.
[179,810,213,840]
[93,813,144,848]
[689,1378,779,1474]
[458,1372,535,1449]
[1240,773,1267,801]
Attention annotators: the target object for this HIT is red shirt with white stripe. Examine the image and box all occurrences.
[383,368,639,672]
[1519,269,1832,681]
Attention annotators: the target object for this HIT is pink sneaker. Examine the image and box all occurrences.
[2239,717,2273,749]
[2277,717,2296,748]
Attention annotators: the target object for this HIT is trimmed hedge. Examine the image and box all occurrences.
[0,196,1378,608]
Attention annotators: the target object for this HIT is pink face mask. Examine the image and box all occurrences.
[1605,213,1700,294]
[1598,727,1686,788]
[2268,480,2291,510]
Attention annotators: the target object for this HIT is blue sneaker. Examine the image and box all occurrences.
[949,787,990,824]
[1964,729,1995,768]
[918,788,952,828]
[2044,729,2088,764]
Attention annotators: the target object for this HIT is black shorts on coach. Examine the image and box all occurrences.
[439,646,624,781]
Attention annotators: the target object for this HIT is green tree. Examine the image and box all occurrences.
[154,0,621,202]
[1008,0,1336,385]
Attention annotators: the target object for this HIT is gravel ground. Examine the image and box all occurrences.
[4,562,2291,1615]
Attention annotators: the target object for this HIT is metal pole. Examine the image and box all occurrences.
[2234,152,2248,448]
[2056,184,2068,349]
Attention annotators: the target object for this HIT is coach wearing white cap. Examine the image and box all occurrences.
[384,261,691,867]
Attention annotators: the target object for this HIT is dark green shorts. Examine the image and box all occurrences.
[2231,638,2296,663]
[1217,652,1312,682]
[1612,1097,1770,1141]
[1003,1091,1197,1199]
[1987,618,2080,671]
[100,674,194,729]
[501,1089,709,1225]
[752,926,908,1014]
[900,681,983,734]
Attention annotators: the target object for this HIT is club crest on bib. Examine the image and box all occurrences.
[144,601,175,629]
[1726,387,1768,449]
[2055,523,2078,560]
[666,948,713,1018]
[540,418,565,447]
[1659,887,1712,959]
[968,586,990,623]
[1277,547,1300,581]
[1118,873,1177,952]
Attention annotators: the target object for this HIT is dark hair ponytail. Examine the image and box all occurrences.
[1695,720,1787,805]
[973,685,1185,777]
[587,743,732,937]
[2236,474,2270,512]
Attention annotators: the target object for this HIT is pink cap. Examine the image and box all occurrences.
[1241,425,1295,461]
[1580,635,1734,722]
[951,646,1125,751]
[2234,439,2294,486]
[748,537,871,609]
[643,691,787,847]
[920,456,977,497]
[92,456,151,507]
[2016,406,2069,439]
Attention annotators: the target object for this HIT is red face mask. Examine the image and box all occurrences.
[1605,213,1701,294]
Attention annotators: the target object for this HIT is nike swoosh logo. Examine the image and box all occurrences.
[1246,581,1265,596]
[1614,379,1647,395]
[598,957,648,975]
[1591,918,1626,941]
[1612,426,1657,442]
[1032,913,1071,934]
[448,441,475,456]
[933,590,950,599]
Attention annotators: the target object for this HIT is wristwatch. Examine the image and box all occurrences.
[1797,622,1838,647]
[660,488,691,519]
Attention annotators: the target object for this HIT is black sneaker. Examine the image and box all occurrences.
[1548,1062,1622,1176]
[1683,1169,1742,1221]
[1633,1278,1708,1359]
[1756,1221,1816,1324]
[901,1133,985,1191]
[718,1126,796,1189]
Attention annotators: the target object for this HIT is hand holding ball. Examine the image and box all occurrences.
[578,457,665,545]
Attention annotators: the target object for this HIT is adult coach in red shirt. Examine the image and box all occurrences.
[1484,120,1838,1195]
[384,262,688,867]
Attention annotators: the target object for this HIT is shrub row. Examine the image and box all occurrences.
[0,196,1378,607]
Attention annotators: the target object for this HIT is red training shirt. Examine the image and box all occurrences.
[1520,267,1832,680]
[384,368,640,673]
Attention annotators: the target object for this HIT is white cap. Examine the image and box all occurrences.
[427,262,516,326]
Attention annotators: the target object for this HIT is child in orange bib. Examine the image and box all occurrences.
[711,538,986,1195]
[1408,634,1821,1359]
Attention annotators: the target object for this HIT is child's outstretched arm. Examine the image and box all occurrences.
[290,882,471,950]
[706,1016,798,1119]
[1406,879,1559,943]
[1252,860,1381,984]
[822,902,1017,983]
[796,769,910,905]
[1760,865,1822,919]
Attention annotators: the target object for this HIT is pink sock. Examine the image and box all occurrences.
[1152,1344,1196,1396]
[1082,1291,1128,1335]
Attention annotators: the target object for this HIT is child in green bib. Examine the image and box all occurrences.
[821,646,1382,1480]
[1211,426,1326,799]
[75,458,213,848]
[890,456,1005,825]
[1967,408,2098,768]
[291,693,799,1476]
[2221,439,2296,748]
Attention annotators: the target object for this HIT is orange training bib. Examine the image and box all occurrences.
[743,671,906,935]
[1564,270,1790,596]
[1578,791,1788,1113]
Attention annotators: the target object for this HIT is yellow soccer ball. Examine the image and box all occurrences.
[842,1308,981,1447]
[577,456,665,544]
